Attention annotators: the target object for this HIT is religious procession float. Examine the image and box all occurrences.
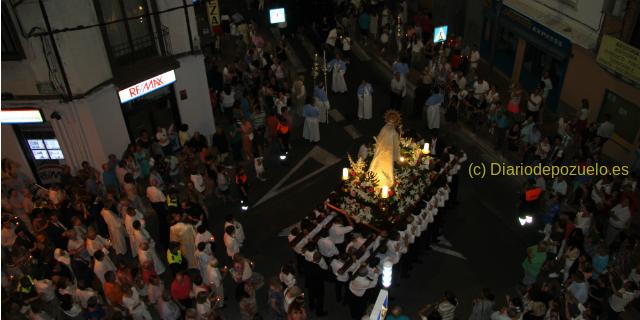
[288,110,466,276]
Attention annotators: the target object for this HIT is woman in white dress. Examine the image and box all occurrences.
[100,204,127,255]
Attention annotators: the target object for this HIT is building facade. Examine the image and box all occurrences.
[474,0,640,163]
[1,0,215,184]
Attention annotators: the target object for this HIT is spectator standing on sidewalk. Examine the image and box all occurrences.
[522,242,547,286]
[596,114,615,146]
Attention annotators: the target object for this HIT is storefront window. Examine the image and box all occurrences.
[27,138,64,160]
[121,85,181,141]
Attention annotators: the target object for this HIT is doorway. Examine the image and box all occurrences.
[13,122,65,186]
[519,44,567,113]
[120,85,181,141]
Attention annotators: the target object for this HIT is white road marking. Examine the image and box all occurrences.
[430,244,467,260]
[343,124,362,139]
[253,146,341,207]
[329,109,345,122]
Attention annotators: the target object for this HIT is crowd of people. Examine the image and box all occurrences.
[2,1,639,320]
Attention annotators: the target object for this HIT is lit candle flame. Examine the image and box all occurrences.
[342,168,349,180]
[381,186,389,199]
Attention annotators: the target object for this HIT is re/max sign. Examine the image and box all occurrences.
[118,70,176,103]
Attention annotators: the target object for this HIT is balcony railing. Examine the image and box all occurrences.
[110,25,172,66]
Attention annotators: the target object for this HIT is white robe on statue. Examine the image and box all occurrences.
[170,222,197,268]
[357,83,373,120]
[100,208,127,255]
[328,59,348,93]
[368,123,400,188]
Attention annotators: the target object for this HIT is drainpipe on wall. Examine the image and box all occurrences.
[183,0,194,52]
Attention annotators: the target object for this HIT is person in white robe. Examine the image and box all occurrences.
[357,80,374,120]
[100,205,127,255]
[124,207,145,258]
[195,225,215,254]
[85,227,110,257]
[195,242,216,284]
[224,225,241,258]
[138,241,166,275]
[122,286,152,320]
[92,250,116,285]
[157,292,181,320]
[302,100,321,142]
[368,110,401,188]
[328,54,348,93]
[313,81,330,124]
[223,216,245,245]
[170,221,197,268]
[206,259,225,305]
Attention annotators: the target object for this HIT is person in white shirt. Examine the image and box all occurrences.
[591,176,613,206]
[551,176,568,197]
[328,217,354,251]
[195,242,215,285]
[195,224,215,254]
[541,71,553,100]
[317,229,339,258]
[348,267,378,318]
[527,87,543,122]
[607,198,631,245]
[597,114,615,144]
[472,76,489,102]
[608,278,639,317]
[224,225,241,258]
[390,72,407,109]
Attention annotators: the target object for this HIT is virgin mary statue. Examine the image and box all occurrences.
[368,110,401,188]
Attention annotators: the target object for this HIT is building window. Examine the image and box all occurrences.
[27,138,64,160]
[1,3,25,60]
[94,0,167,67]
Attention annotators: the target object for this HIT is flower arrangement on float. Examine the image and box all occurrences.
[337,138,435,228]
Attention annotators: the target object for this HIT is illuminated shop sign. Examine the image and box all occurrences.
[1,109,44,124]
[118,70,176,103]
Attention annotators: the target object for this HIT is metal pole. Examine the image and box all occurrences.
[38,0,73,101]
[323,50,328,124]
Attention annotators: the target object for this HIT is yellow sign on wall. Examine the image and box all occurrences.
[596,35,640,88]
[207,0,220,27]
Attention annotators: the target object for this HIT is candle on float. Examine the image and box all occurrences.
[342,168,349,180]
[399,156,405,163]
[381,186,389,199]
[422,142,430,154]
